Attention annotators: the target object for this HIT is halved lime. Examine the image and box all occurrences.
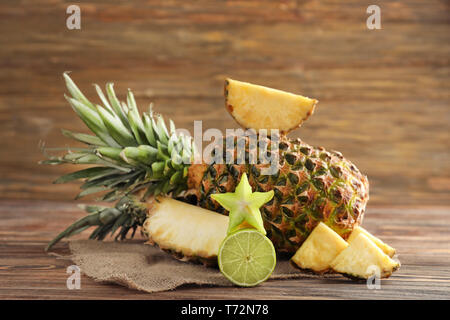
[218,229,276,287]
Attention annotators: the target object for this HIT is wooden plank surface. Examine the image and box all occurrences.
[0,0,449,205]
[0,201,449,300]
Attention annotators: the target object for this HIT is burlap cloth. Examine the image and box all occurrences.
[63,240,315,293]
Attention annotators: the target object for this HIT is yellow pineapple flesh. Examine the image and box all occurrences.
[142,197,228,262]
[347,226,396,258]
[224,78,318,133]
[291,222,348,273]
[331,233,400,279]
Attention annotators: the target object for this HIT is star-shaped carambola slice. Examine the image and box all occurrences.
[211,173,274,235]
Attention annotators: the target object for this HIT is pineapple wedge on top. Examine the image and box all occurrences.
[331,233,400,280]
[142,197,228,264]
[291,222,348,273]
[347,226,396,258]
[224,79,318,133]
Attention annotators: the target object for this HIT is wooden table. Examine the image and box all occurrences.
[0,0,449,300]
[1,200,448,299]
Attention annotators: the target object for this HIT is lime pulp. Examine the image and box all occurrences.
[218,229,276,287]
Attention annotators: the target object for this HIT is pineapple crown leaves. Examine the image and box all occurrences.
[45,195,148,251]
[41,73,195,201]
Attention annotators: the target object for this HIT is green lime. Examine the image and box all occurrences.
[218,229,276,287]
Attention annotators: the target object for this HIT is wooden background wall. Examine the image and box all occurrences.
[1,0,449,206]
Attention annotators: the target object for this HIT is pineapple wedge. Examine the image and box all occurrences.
[291,222,348,273]
[331,233,400,280]
[224,78,318,133]
[142,197,228,263]
[348,226,396,258]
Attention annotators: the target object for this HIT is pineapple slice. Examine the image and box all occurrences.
[348,226,396,258]
[291,222,348,273]
[331,233,400,279]
[142,197,228,263]
[224,78,318,133]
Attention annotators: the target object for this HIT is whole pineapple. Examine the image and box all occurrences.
[186,135,368,253]
[44,74,369,255]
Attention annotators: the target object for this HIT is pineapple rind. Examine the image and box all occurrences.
[291,222,348,273]
[187,134,369,253]
[348,226,396,258]
[331,233,400,279]
[225,78,318,133]
[143,198,228,262]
